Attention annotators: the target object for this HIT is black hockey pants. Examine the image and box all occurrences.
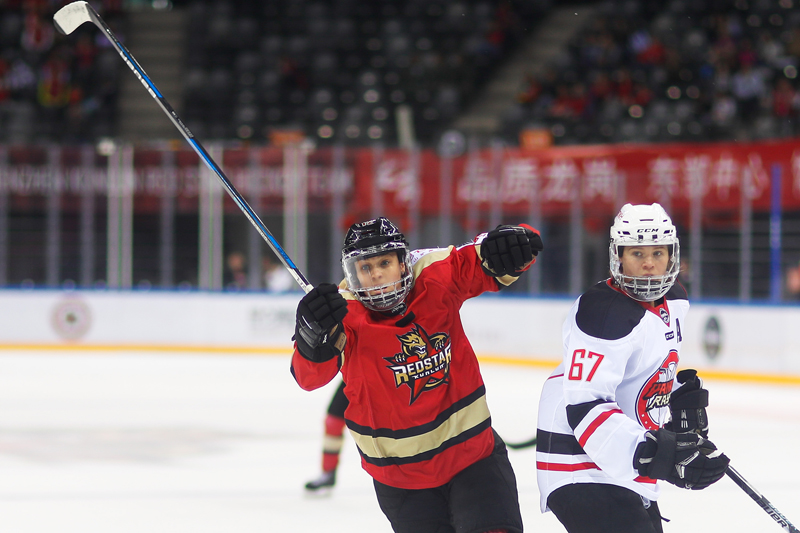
[548,482,664,533]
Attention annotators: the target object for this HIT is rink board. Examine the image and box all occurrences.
[1,290,799,379]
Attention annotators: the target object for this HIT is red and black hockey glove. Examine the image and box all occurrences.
[665,369,709,437]
[634,429,729,490]
[480,224,543,277]
[295,283,348,363]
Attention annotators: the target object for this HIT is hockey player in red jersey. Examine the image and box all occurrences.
[536,203,730,533]
[304,380,348,492]
[291,216,543,533]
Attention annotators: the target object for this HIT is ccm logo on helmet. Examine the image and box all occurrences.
[637,228,658,233]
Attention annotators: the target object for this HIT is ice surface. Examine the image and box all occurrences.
[0,350,797,532]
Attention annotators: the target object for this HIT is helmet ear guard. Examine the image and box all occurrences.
[609,203,680,301]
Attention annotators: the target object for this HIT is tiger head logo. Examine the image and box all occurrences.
[385,324,451,404]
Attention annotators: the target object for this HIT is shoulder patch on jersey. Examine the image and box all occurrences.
[411,246,454,277]
[665,281,688,301]
[576,281,646,340]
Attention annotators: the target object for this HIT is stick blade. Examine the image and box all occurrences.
[53,1,93,35]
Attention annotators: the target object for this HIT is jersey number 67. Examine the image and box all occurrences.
[568,349,604,382]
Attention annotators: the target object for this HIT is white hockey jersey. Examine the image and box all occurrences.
[536,279,689,512]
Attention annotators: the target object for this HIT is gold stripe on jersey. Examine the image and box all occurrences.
[322,434,344,454]
[494,272,521,286]
[348,393,490,460]
[411,247,454,275]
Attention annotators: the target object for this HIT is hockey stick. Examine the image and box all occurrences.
[53,1,313,294]
[504,435,537,450]
[726,466,799,532]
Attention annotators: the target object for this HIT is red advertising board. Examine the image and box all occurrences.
[349,139,800,226]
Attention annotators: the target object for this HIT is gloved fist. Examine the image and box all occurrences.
[480,224,543,277]
[634,429,729,490]
[295,283,348,362]
[665,369,709,437]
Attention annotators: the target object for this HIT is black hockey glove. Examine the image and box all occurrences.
[295,283,348,363]
[665,369,709,437]
[480,224,543,277]
[634,429,729,490]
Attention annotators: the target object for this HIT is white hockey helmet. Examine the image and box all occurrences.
[341,217,414,314]
[609,203,680,301]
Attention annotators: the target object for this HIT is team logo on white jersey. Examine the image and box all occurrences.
[659,307,670,325]
[384,324,452,404]
[636,350,679,429]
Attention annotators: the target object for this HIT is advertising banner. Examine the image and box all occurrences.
[349,140,800,226]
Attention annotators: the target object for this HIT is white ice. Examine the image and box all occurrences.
[0,350,798,532]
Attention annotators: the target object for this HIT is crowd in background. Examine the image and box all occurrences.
[4,1,800,148]
[512,0,800,145]
[180,0,545,145]
[0,0,547,146]
[0,0,125,143]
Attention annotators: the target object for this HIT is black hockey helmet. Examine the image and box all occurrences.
[342,217,408,255]
[341,217,414,313]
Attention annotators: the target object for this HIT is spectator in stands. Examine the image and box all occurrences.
[569,83,591,120]
[731,61,767,122]
[629,82,654,108]
[37,47,71,108]
[225,251,248,291]
[709,89,738,137]
[772,78,798,114]
[589,71,614,103]
[549,84,576,119]
[263,255,295,293]
[756,31,786,70]
[20,10,53,58]
[546,81,591,121]
[518,73,542,105]
[787,260,800,300]
[771,78,798,137]
[483,20,508,59]
[0,55,9,103]
[712,61,732,94]
[661,45,683,84]
[737,37,757,70]
[597,31,622,69]
[37,47,72,139]
[710,16,738,67]
[786,27,800,60]
[634,35,665,67]
[72,33,97,88]
[5,54,36,97]
[614,68,634,104]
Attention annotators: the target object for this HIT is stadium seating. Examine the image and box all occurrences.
[510,0,800,145]
[0,2,126,143]
[180,0,549,146]
[5,1,800,147]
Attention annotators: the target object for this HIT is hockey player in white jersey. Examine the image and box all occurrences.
[536,203,730,533]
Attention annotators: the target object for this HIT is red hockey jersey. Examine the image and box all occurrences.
[291,241,519,489]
